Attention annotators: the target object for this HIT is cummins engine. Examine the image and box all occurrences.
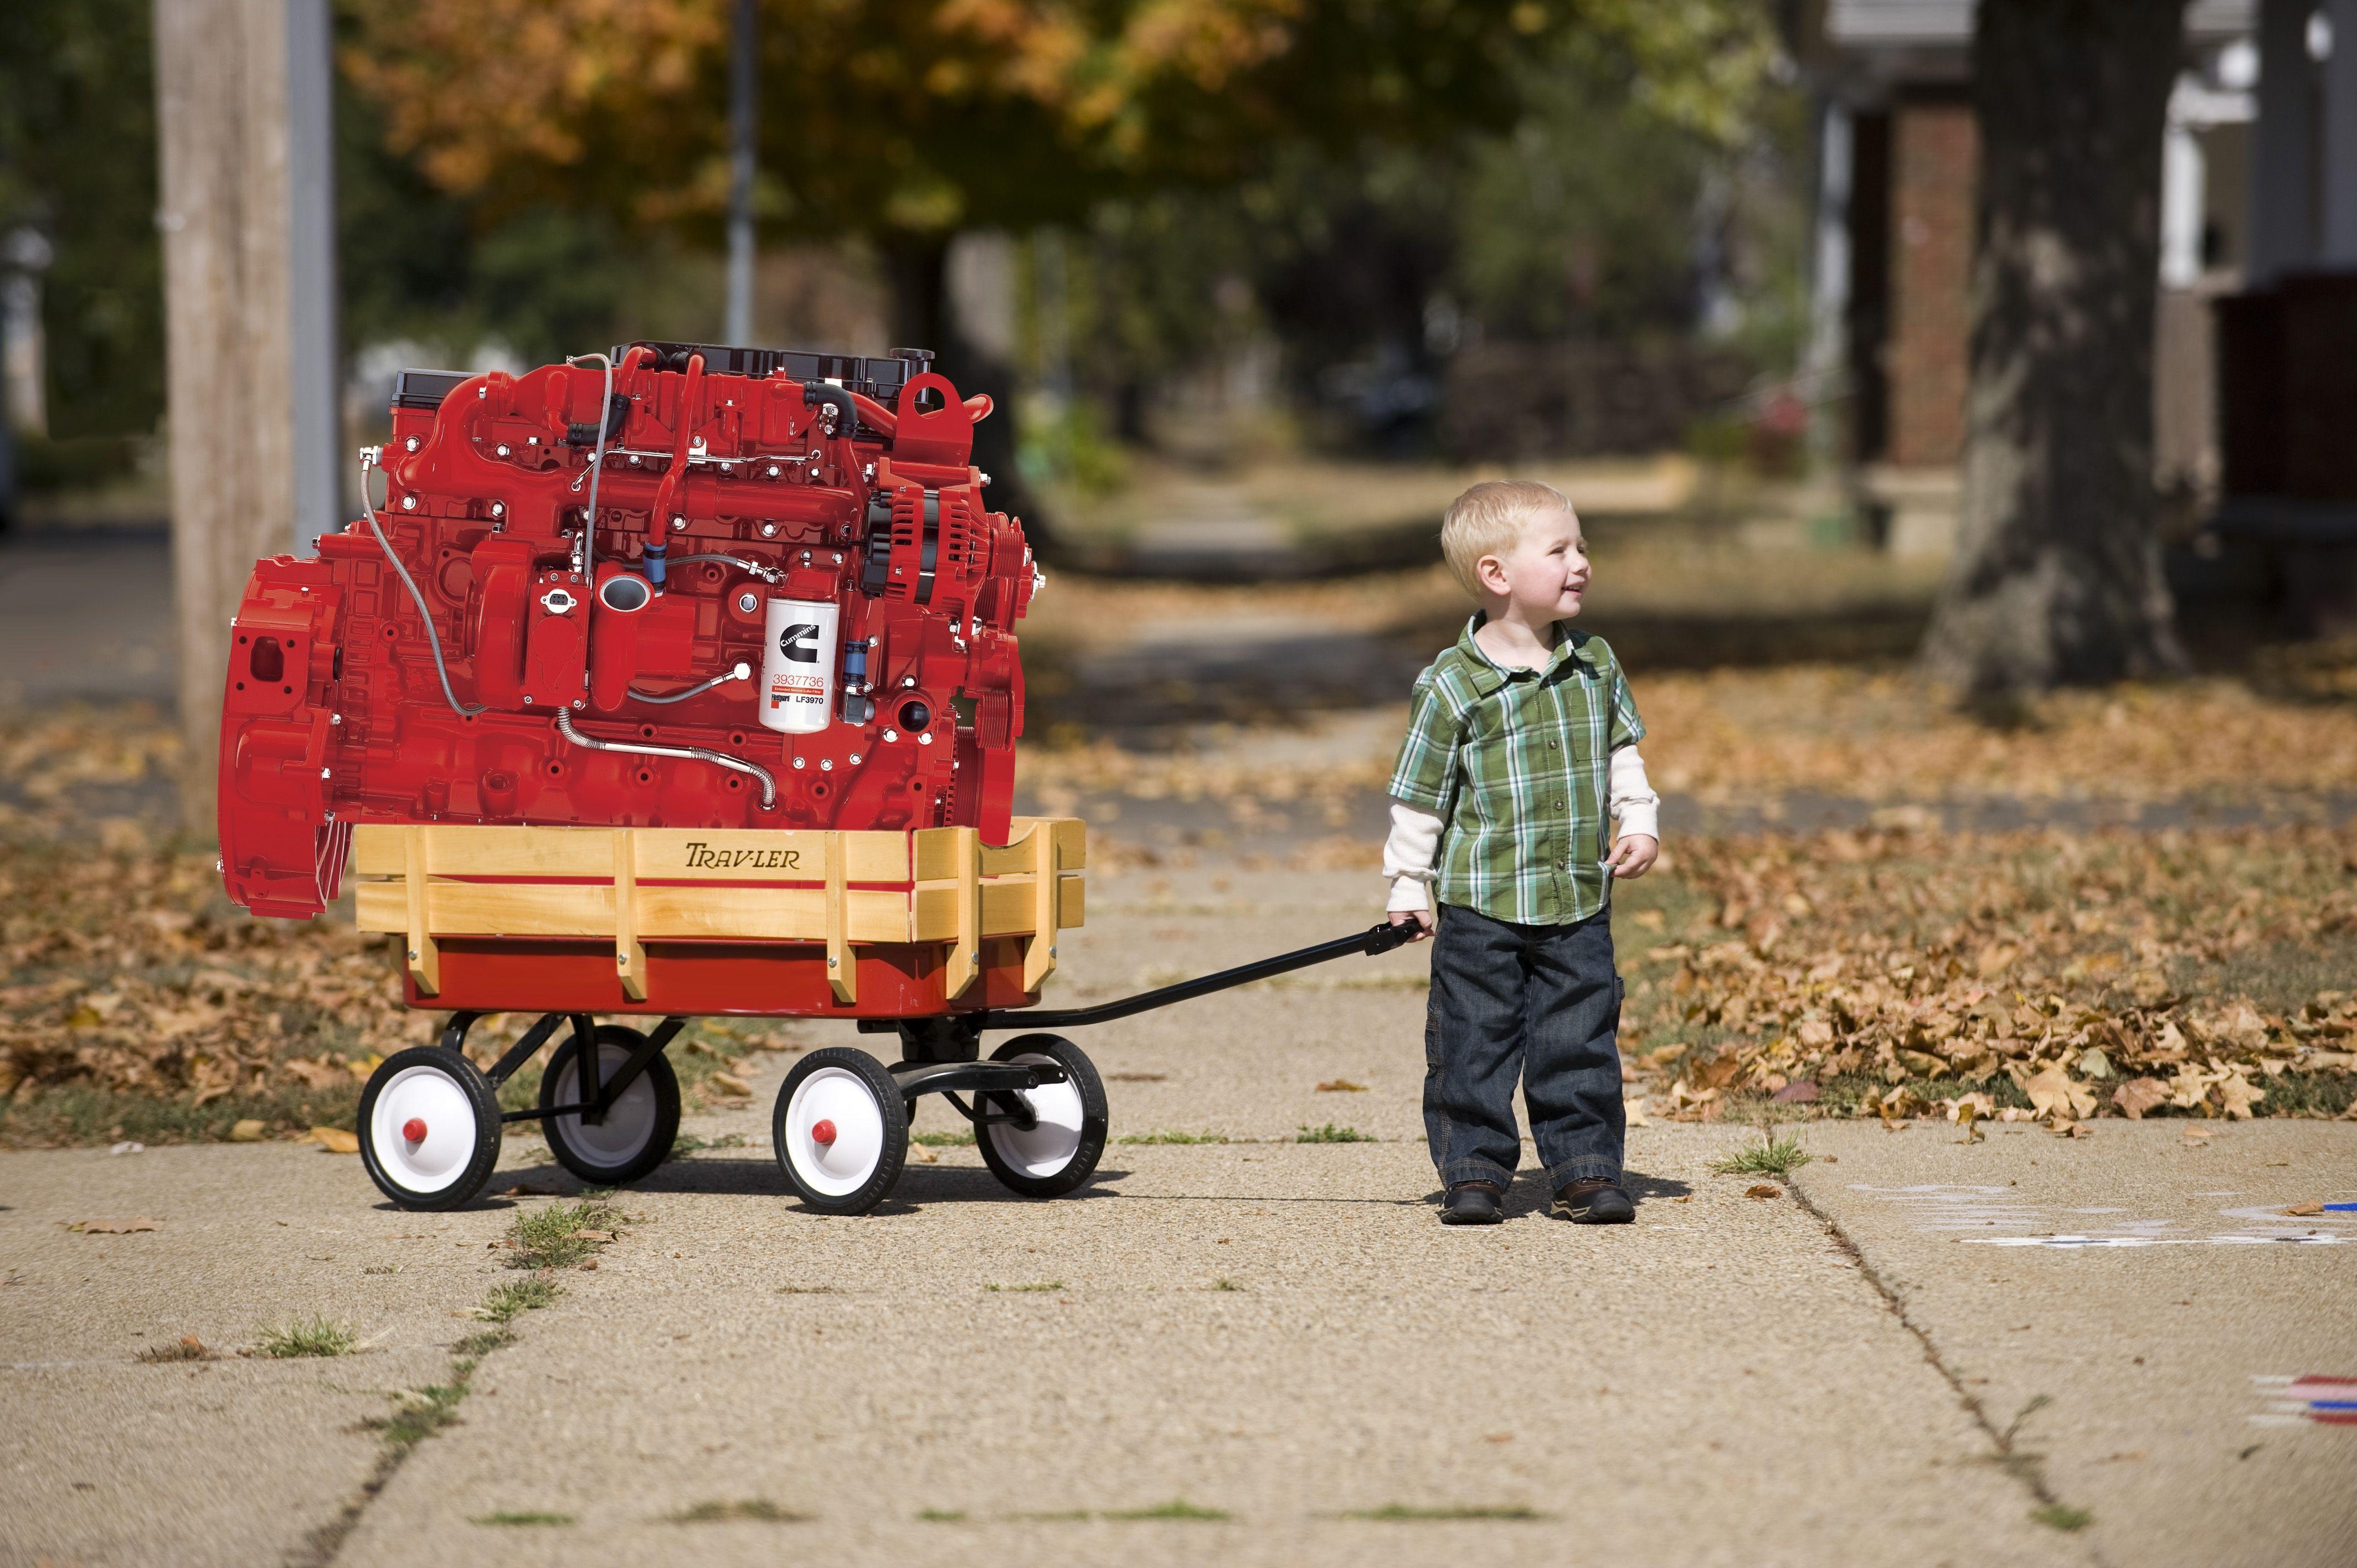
[218,341,1037,920]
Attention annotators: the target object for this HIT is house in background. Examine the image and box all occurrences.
[1793,1,2280,556]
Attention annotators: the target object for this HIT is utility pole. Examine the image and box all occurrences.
[725,0,758,345]
[287,0,341,553]
[154,0,302,838]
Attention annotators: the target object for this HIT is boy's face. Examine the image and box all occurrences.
[1479,506,1590,621]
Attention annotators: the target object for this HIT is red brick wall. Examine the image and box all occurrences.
[1885,97,1977,468]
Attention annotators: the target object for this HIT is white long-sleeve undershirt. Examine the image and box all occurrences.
[1383,745,1660,914]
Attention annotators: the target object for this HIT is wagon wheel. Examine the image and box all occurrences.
[539,1024,681,1187]
[973,1034,1107,1199]
[357,1046,504,1211]
[773,1047,908,1215]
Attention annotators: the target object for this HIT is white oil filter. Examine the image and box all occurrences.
[760,596,839,734]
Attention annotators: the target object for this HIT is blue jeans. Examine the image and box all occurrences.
[1424,902,1624,1192]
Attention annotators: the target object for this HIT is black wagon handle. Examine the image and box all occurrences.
[966,920,1418,1033]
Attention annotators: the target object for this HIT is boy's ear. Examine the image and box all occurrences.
[1475,552,1512,595]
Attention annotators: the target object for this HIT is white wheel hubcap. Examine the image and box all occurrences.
[985,1054,1085,1178]
[550,1043,660,1169]
[370,1065,476,1193]
[785,1067,886,1196]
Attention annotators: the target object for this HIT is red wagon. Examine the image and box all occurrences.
[218,338,1408,1215]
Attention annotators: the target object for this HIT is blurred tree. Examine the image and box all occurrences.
[345,0,1708,527]
[1456,48,1801,352]
[338,74,641,369]
[1055,14,1798,459]
[0,0,165,440]
[342,0,1764,349]
[1922,0,2187,693]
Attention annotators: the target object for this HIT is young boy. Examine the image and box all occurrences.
[1383,479,1659,1226]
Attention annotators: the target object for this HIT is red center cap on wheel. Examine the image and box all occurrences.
[402,1118,427,1143]
[811,1119,837,1147]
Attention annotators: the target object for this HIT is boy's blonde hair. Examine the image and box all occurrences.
[1439,479,1573,597]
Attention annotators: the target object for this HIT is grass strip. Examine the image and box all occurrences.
[1708,1129,1813,1177]
[1345,1504,1550,1521]
[506,1200,621,1271]
[1103,1499,1229,1521]
[1296,1123,1376,1143]
[477,1278,562,1322]
[672,1500,810,1523]
[252,1317,358,1359]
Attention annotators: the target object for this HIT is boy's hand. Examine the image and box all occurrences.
[1387,908,1434,941]
[1605,833,1659,879]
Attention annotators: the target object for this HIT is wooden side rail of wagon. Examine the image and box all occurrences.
[347,816,1085,1013]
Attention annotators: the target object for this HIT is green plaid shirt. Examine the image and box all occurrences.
[1387,615,1645,925]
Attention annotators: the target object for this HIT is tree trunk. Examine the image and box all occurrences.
[879,229,1054,557]
[154,0,297,837]
[1919,0,2188,693]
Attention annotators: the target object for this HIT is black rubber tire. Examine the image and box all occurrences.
[974,1034,1108,1199]
[539,1024,681,1186]
[773,1046,908,1215]
[357,1046,504,1211]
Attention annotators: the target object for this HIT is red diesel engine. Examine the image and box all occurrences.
[219,341,1037,920]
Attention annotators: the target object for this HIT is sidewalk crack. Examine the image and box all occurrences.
[290,1203,619,1565]
[1786,1175,2107,1567]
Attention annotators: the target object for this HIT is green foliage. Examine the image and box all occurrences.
[0,1082,364,1151]
[505,1200,621,1271]
[453,1328,516,1360]
[472,1512,574,1527]
[1102,1499,1229,1521]
[1296,1123,1376,1143]
[252,1316,359,1359]
[1017,396,1133,495]
[2031,1504,2092,1533]
[1347,1503,1550,1521]
[672,1499,810,1523]
[371,1381,466,1449]
[1708,1130,1813,1178]
[0,0,164,437]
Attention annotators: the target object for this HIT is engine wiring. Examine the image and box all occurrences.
[553,706,776,808]
[630,662,753,704]
[359,447,486,719]
[564,351,616,586]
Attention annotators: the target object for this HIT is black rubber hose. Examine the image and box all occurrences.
[801,380,858,441]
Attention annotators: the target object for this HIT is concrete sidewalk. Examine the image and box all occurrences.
[2,867,2351,1566]
[1790,1119,2357,1568]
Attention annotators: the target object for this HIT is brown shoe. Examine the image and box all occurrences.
[1553,1178,1634,1224]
